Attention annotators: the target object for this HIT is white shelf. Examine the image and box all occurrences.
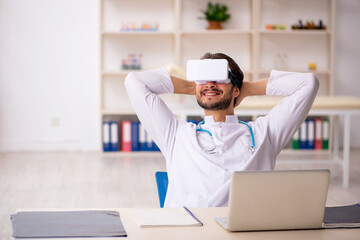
[259,69,331,75]
[102,31,174,36]
[260,30,331,35]
[101,70,139,77]
[101,151,163,157]
[180,29,253,35]
[102,70,253,77]
[102,109,135,115]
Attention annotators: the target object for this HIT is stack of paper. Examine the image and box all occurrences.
[323,203,360,228]
[130,206,203,228]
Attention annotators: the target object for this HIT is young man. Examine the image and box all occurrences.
[125,52,319,208]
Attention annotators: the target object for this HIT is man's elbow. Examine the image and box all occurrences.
[124,72,134,88]
[307,73,320,94]
[124,72,141,92]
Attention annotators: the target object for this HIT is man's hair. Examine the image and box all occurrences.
[201,52,244,106]
[200,52,244,89]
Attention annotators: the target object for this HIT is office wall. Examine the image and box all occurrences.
[334,0,360,147]
[0,0,99,151]
[0,0,359,151]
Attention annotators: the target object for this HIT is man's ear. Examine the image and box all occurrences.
[232,87,240,107]
[233,87,240,98]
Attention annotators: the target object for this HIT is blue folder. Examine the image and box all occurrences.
[131,121,140,151]
[110,122,119,151]
[102,122,111,152]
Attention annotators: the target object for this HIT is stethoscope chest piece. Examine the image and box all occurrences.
[249,146,255,154]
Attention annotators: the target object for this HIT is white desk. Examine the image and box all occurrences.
[15,207,360,240]
[174,96,360,188]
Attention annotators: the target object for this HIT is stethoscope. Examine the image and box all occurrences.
[196,120,255,154]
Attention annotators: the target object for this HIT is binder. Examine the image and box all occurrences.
[121,121,132,152]
[322,118,329,150]
[139,123,147,151]
[292,129,300,150]
[307,119,315,149]
[315,118,323,150]
[110,122,119,151]
[299,121,307,149]
[131,121,140,151]
[153,142,160,152]
[102,122,111,152]
[146,131,153,151]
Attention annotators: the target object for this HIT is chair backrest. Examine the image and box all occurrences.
[155,171,168,208]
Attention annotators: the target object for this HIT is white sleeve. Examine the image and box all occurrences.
[264,70,319,155]
[124,67,177,161]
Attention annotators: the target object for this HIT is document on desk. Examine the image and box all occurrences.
[323,203,360,228]
[130,206,203,227]
[10,210,127,238]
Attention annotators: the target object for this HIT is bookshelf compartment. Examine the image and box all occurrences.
[102,0,174,32]
[181,34,252,70]
[181,0,252,31]
[102,75,131,113]
[260,34,329,72]
[260,0,329,31]
[102,35,174,72]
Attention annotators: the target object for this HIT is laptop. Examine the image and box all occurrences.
[215,169,330,231]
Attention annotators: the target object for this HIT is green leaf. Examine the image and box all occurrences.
[199,1,231,22]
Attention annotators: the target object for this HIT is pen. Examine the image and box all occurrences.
[183,206,203,226]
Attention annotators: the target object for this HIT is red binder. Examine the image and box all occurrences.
[121,121,132,152]
[315,118,323,150]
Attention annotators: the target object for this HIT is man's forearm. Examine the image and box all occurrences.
[246,78,268,97]
[171,76,196,95]
[236,78,269,106]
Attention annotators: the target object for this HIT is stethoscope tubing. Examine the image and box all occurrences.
[196,120,255,154]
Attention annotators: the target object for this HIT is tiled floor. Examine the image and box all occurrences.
[1,150,359,238]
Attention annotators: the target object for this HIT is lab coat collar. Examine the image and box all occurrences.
[204,115,238,124]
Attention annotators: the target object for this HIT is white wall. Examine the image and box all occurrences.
[0,0,99,151]
[0,0,359,151]
[334,0,360,147]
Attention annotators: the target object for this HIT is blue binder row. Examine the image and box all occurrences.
[102,121,160,152]
[131,121,160,152]
[102,121,120,152]
[292,118,329,150]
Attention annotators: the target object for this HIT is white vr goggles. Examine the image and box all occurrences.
[186,59,231,85]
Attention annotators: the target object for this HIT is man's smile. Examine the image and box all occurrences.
[201,89,223,97]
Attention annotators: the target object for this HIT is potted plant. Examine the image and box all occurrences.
[200,2,231,30]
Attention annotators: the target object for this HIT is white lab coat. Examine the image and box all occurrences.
[125,67,319,207]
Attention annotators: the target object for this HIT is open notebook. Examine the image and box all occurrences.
[130,207,203,228]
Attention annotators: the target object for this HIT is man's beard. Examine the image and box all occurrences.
[196,88,233,110]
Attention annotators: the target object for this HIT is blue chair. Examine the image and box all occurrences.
[155,171,168,208]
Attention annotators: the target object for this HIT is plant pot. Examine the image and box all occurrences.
[207,21,222,30]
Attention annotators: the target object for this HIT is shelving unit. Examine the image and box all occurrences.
[99,0,336,151]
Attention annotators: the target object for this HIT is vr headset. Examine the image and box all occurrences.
[186,59,231,85]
